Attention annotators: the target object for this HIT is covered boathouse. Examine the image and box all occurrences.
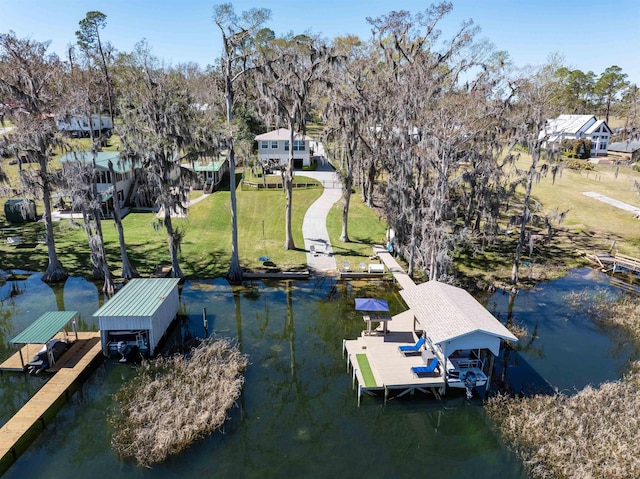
[343,246,518,405]
[399,281,517,395]
[94,278,180,357]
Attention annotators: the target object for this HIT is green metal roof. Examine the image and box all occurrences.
[11,311,78,344]
[193,159,227,172]
[59,151,133,174]
[93,278,181,318]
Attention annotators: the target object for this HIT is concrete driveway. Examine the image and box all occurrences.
[297,159,343,273]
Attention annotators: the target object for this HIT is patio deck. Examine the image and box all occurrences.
[343,310,445,406]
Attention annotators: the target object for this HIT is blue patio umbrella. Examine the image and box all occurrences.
[354,298,389,312]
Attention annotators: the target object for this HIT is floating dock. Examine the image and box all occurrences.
[0,332,103,474]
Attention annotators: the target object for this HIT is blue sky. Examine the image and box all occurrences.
[1,0,638,83]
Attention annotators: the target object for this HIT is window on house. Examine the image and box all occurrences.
[98,171,112,184]
[284,140,290,151]
[293,140,305,151]
[261,140,269,149]
[271,140,278,149]
[117,190,124,202]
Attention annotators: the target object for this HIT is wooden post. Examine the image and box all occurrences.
[202,308,208,338]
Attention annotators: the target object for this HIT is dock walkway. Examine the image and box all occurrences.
[0,332,103,474]
[372,245,417,290]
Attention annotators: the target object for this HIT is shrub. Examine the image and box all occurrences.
[487,294,640,479]
[565,159,594,170]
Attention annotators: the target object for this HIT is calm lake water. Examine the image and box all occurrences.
[0,267,633,478]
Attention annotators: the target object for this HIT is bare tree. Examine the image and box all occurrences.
[117,41,196,280]
[213,3,270,281]
[0,32,68,282]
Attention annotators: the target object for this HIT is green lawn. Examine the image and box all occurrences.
[327,193,388,269]
[0,179,325,278]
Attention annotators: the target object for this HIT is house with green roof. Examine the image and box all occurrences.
[59,151,135,214]
[190,156,229,192]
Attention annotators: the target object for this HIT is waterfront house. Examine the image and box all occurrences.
[190,156,229,192]
[58,151,135,214]
[255,128,312,169]
[55,114,113,137]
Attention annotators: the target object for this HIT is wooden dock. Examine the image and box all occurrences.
[343,310,445,405]
[0,332,103,474]
[585,251,640,274]
[372,245,417,290]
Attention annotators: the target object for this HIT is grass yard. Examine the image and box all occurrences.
[2,139,639,285]
[326,193,388,270]
[0,176,323,279]
[455,153,640,288]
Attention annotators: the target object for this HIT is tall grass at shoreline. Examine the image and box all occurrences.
[487,292,640,478]
[109,338,248,467]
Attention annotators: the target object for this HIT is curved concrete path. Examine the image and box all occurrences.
[298,158,343,273]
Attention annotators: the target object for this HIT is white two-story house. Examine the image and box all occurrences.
[255,128,312,169]
[541,114,611,156]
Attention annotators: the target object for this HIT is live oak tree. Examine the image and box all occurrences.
[213,3,271,281]
[0,32,68,282]
[322,35,367,243]
[368,3,497,279]
[117,41,196,280]
[66,44,138,282]
[60,156,115,293]
[255,33,335,249]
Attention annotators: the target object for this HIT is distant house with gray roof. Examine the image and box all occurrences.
[608,140,640,162]
[541,114,611,156]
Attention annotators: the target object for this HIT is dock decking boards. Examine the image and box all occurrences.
[344,309,446,405]
[0,332,103,474]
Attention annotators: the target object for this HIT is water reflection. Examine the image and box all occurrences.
[0,268,632,478]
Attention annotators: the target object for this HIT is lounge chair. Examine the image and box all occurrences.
[411,357,440,376]
[398,336,425,353]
